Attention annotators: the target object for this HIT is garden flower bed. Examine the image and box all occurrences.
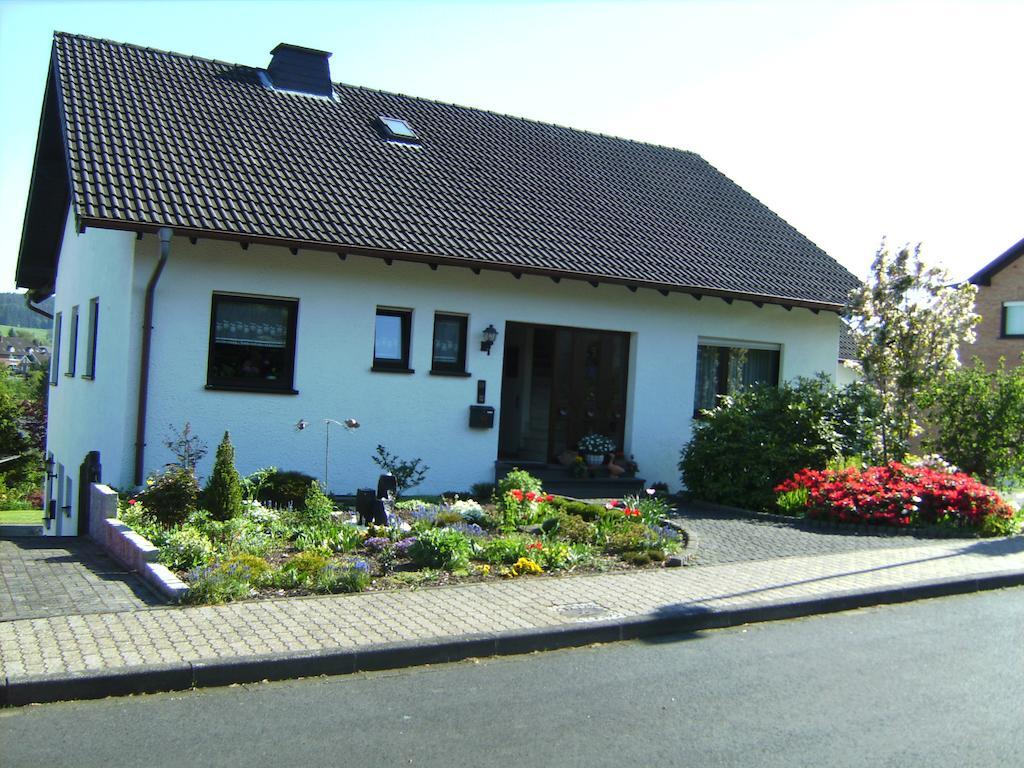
[774,461,1021,536]
[118,470,686,605]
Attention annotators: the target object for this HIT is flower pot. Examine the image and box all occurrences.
[584,453,605,467]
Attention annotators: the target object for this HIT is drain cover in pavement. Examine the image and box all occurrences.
[551,602,609,618]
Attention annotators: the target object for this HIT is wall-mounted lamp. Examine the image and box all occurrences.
[480,324,499,355]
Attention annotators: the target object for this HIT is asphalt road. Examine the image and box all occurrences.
[3,588,1024,767]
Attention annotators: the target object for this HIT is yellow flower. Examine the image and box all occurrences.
[480,564,491,576]
[510,557,543,576]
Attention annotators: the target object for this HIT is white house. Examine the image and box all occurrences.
[16,34,857,535]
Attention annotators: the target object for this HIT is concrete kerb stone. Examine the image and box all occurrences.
[6,565,1024,707]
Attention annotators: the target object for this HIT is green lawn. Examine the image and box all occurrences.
[2,326,51,344]
[0,508,43,524]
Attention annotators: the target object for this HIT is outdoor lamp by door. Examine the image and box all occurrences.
[480,324,499,355]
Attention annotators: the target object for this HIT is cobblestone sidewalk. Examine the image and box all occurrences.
[3,535,1023,699]
[0,539,164,622]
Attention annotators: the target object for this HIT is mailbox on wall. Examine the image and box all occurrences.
[469,405,495,429]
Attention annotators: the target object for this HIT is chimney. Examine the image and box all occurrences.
[266,43,333,98]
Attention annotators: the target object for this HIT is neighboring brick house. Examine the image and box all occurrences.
[966,237,1024,368]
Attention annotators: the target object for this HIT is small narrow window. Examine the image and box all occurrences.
[65,306,79,376]
[1002,301,1024,338]
[694,342,780,414]
[83,297,99,378]
[50,312,62,386]
[430,313,468,376]
[373,308,413,372]
[377,115,420,143]
[207,294,299,393]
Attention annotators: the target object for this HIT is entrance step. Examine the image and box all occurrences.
[494,461,646,500]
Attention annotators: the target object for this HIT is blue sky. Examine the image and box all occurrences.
[1,0,1021,291]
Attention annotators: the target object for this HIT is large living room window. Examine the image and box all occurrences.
[206,293,298,393]
[694,340,781,413]
[1003,301,1024,338]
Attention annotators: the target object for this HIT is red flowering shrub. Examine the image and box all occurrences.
[774,463,1016,532]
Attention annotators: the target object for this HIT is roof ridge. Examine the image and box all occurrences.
[53,30,700,161]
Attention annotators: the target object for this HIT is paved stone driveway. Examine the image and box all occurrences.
[671,502,971,565]
[0,538,165,622]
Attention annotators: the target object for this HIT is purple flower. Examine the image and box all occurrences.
[350,558,371,573]
[411,505,438,522]
[450,522,485,537]
[395,537,417,555]
[364,536,391,553]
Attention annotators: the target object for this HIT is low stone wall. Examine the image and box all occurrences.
[87,484,188,602]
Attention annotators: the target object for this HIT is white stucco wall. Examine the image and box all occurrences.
[123,234,843,497]
[44,210,138,534]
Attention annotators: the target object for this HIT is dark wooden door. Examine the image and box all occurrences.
[77,451,101,537]
[548,328,629,460]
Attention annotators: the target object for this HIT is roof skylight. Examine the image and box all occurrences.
[377,116,419,143]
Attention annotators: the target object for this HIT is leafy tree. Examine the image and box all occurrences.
[919,356,1024,486]
[205,431,243,520]
[845,242,978,462]
[0,387,35,489]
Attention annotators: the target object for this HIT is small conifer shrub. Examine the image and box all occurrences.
[205,431,243,521]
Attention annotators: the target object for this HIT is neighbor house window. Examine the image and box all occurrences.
[430,313,468,375]
[1003,301,1024,338]
[373,308,413,372]
[83,297,99,378]
[50,312,62,386]
[694,341,781,413]
[65,305,79,376]
[207,293,298,393]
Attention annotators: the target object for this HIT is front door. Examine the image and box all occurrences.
[498,323,629,462]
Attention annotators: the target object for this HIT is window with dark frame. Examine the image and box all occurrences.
[694,342,781,414]
[430,313,468,375]
[206,294,298,393]
[1002,302,1024,338]
[65,306,78,376]
[83,297,99,378]
[50,312,61,386]
[373,308,413,372]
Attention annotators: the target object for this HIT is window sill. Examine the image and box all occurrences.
[64,372,76,377]
[371,365,415,374]
[80,374,94,381]
[429,369,471,378]
[999,334,1024,339]
[205,383,299,395]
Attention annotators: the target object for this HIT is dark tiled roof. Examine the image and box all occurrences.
[838,323,857,361]
[969,236,1024,286]
[30,32,858,307]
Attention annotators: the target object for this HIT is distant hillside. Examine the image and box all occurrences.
[0,293,55,329]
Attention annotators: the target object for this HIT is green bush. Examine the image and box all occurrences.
[919,357,1024,486]
[477,536,528,565]
[680,376,881,512]
[551,513,597,544]
[311,561,371,594]
[139,467,200,527]
[262,470,317,510]
[118,501,168,545]
[182,565,252,605]
[371,444,429,496]
[603,521,656,554]
[205,432,243,521]
[496,468,543,507]
[274,551,330,587]
[301,481,335,525]
[159,525,216,571]
[408,527,472,570]
[547,497,603,521]
[221,553,274,586]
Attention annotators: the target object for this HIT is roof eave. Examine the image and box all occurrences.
[969,236,1024,286]
[79,215,847,314]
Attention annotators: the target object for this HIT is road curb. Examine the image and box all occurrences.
[5,566,1024,707]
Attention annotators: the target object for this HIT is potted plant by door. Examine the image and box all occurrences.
[578,434,616,466]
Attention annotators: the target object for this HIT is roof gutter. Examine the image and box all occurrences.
[76,216,849,314]
[134,227,172,486]
[24,294,53,322]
